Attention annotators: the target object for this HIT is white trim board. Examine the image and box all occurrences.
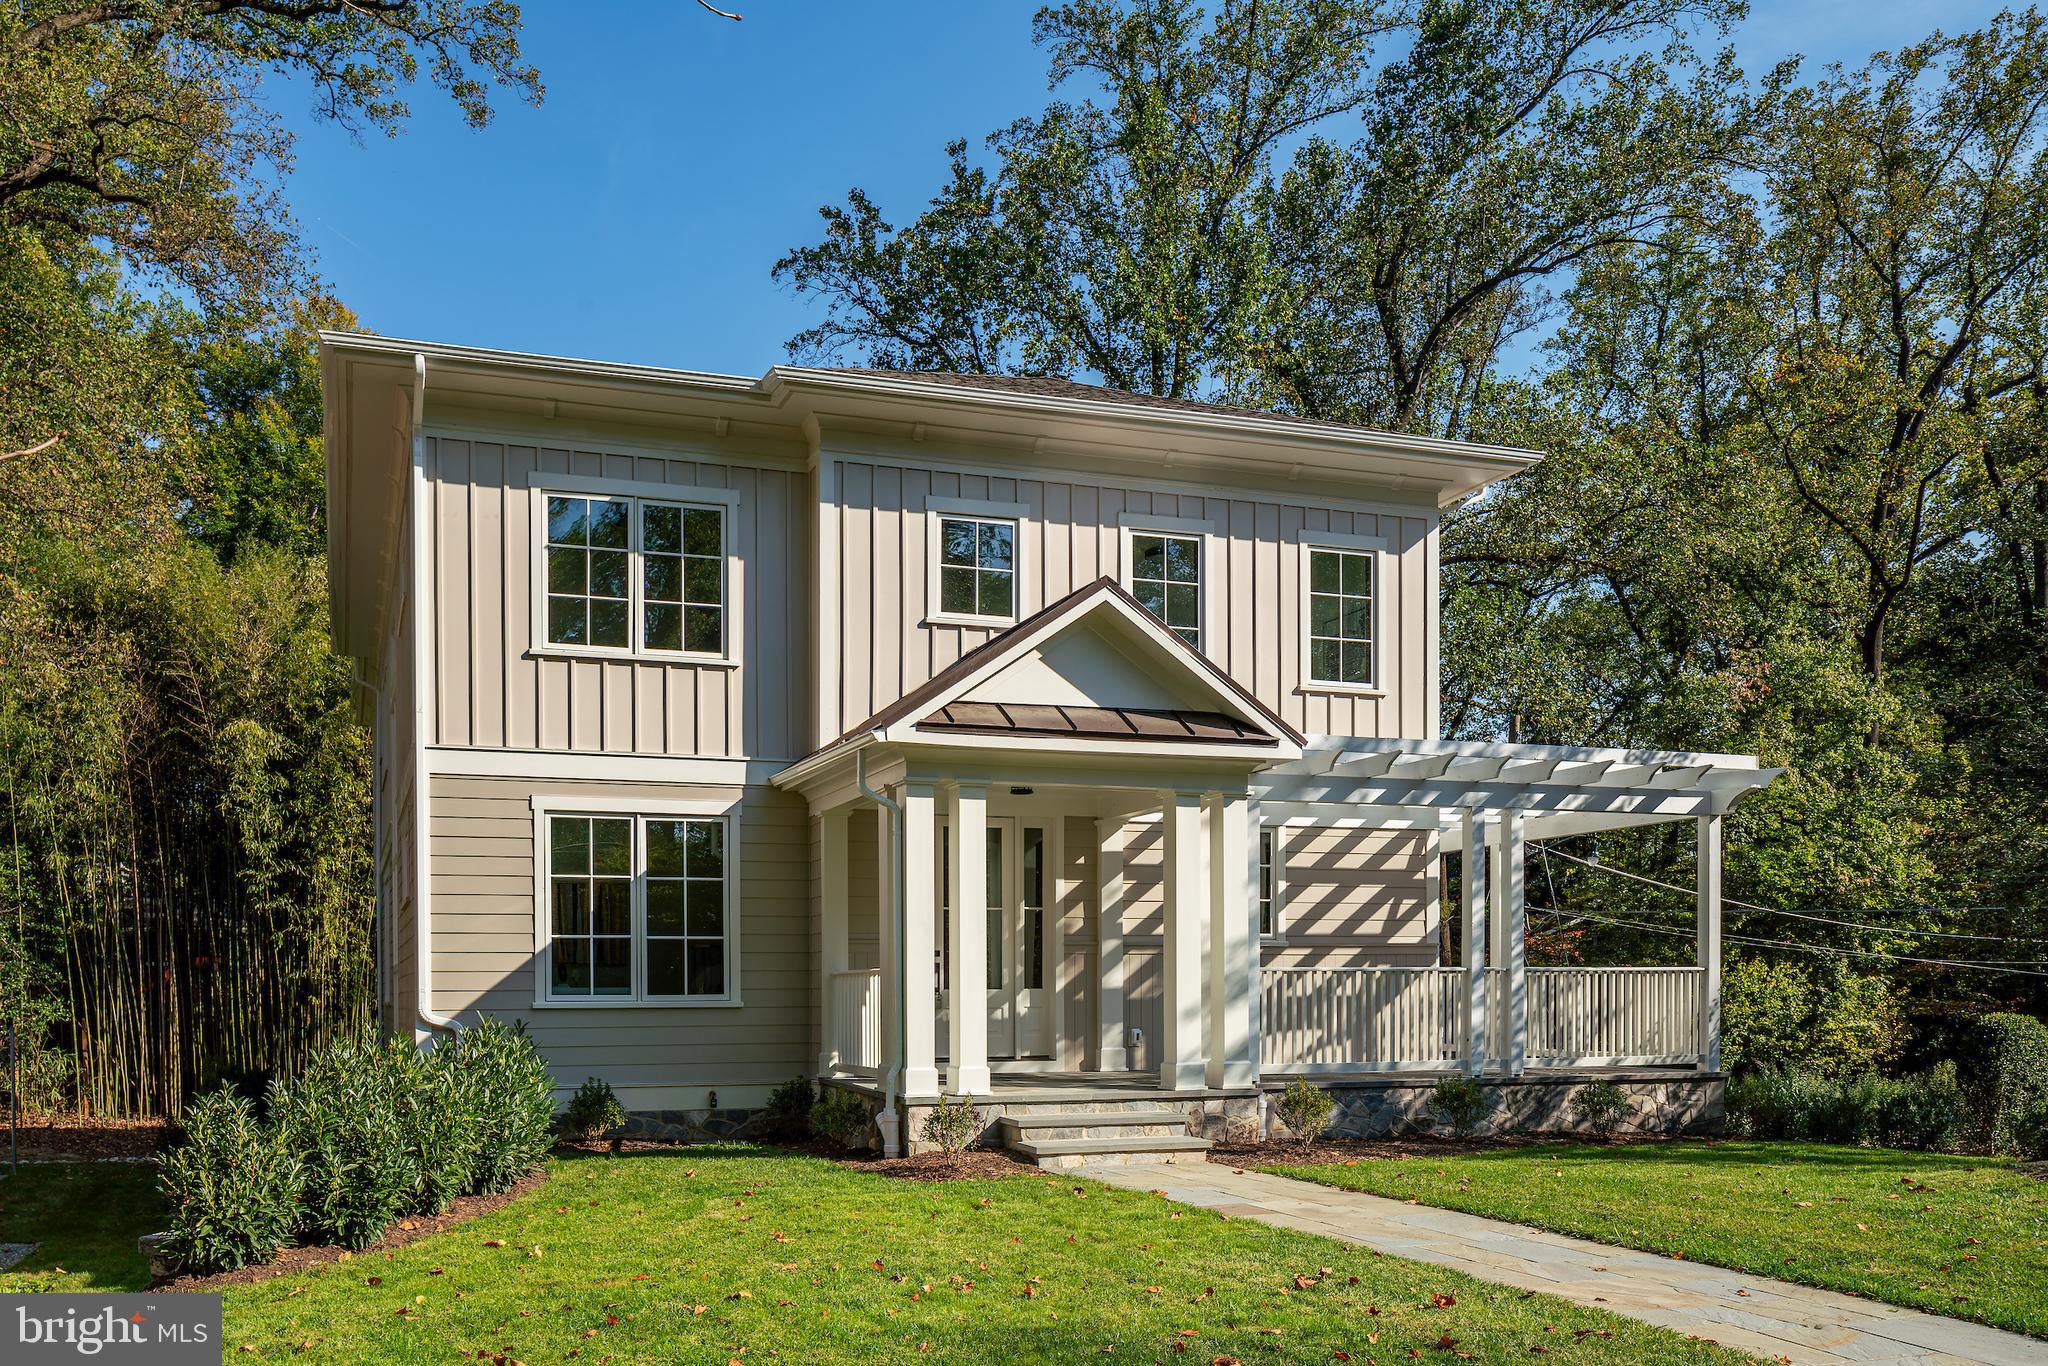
[426,747,787,786]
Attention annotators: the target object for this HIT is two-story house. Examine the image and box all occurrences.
[321,334,1776,1162]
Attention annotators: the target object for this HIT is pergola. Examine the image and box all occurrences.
[1253,737,1781,1076]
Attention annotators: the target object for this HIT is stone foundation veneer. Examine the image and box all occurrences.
[1270,1071,1725,1141]
[618,1073,1722,1151]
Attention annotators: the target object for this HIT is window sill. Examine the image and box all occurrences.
[530,996,744,1010]
[1298,682,1385,699]
[526,646,738,669]
[923,613,1017,630]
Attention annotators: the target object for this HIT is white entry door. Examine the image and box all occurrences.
[934,818,1053,1062]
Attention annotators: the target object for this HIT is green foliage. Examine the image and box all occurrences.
[157,1088,303,1275]
[762,1077,816,1141]
[1570,1081,1632,1140]
[565,1078,628,1144]
[809,1088,871,1149]
[1725,1066,1962,1151]
[1427,1076,1490,1139]
[1960,1014,2048,1159]
[270,1033,417,1250]
[1276,1077,1336,1145]
[919,1094,982,1159]
[454,1018,558,1194]
[1721,958,1906,1078]
[402,1043,483,1216]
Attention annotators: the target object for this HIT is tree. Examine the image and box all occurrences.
[0,1,541,309]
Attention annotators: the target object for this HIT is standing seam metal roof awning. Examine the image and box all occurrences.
[1254,737,1781,846]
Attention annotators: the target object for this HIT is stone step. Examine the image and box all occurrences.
[1005,1134,1212,1170]
[996,1110,1191,1142]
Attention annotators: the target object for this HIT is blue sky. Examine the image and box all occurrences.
[278,0,1993,378]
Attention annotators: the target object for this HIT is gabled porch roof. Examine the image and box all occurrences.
[775,578,1305,802]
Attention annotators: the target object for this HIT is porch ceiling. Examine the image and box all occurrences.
[1257,736,1780,844]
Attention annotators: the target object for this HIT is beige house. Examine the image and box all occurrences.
[322,334,1776,1162]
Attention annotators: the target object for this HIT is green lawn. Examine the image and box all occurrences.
[0,1149,1758,1364]
[1261,1140,2048,1338]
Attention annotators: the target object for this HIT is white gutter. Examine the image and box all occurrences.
[411,352,462,1040]
[853,737,904,1157]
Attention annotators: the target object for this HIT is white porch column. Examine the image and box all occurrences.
[1461,808,1489,1076]
[1244,799,1264,1083]
[1492,809,1528,1077]
[945,783,992,1095]
[819,807,851,1074]
[1096,819,1129,1072]
[1697,813,1724,1072]
[899,782,940,1098]
[1159,790,1206,1091]
[875,796,901,1085]
[1205,792,1255,1089]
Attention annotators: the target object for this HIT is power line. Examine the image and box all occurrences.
[1533,843,2048,944]
[1528,905,2048,978]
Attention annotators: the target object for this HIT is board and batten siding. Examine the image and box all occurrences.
[824,456,1439,742]
[425,775,812,1104]
[423,434,808,763]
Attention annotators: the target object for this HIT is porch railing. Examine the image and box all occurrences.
[1260,967,1468,1072]
[1524,966,1702,1066]
[1260,964,1704,1072]
[827,968,882,1076]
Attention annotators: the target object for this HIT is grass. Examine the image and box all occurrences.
[0,1161,164,1291]
[0,1148,1757,1364]
[1261,1140,2048,1338]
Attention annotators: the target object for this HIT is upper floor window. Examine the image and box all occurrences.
[1304,544,1378,691]
[543,811,733,1004]
[542,492,726,660]
[935,515,1016,622]
[1129,532,1202,649]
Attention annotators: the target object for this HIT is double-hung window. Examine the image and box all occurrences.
[1304,543,1378,690]
[1258,826,1284,939]
[935,515,1016,622]
[542,491,727,659]
[1128,532,1202,649]
[542,811,734,1004]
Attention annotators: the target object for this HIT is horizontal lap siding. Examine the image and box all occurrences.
[828,456,1437,740]
[1267,828,1439,969]
[426,776,812,1094]
[426,436,807,762]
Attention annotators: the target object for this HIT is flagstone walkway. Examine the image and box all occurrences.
[1082,1162,2046,1365]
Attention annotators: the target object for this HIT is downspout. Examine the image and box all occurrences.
[854,736,904,1156]
[411,352,461,1041]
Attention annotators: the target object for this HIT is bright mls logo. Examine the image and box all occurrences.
[3,1295,220,1363]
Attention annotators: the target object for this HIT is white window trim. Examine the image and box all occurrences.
[528,792,744,1009]
[1116,514,1220,654]
[1258,821,1288,944]
[924,495,1032,628]
[1298,532,1388,697]
[527,479,740,667]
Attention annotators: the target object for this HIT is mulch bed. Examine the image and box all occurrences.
[554,1133,1039,1182]
[8,1113,172,1161]
[155,1171,548,1293]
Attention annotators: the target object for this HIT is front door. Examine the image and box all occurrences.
[934,818,1053,1061]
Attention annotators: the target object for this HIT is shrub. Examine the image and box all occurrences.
[1726,1065,1963,1151]
[762,1077,815,1140]
[1722,958,1905,1077]
[564,1078,627,1143]
[920,1093,981,1158]
[1960,1014,2048,1158]
[271,1032,417,1250]
[398,1039,482,1216]
[1428,1076,1490,1138]
[810,1088,870,1148]
[1570,1080,1631,1140]
[456,1016,558,1193]
[157,1088,302,1275]
[1276,1078,1336,1146]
